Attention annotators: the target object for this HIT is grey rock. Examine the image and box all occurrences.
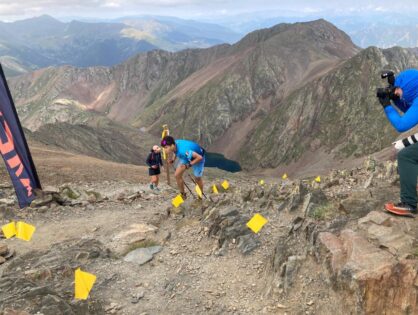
[60,186,81,199]
[287,182,308,212]
[0,243,8,256]
[0,198,15,206]
[302,189,328,217]
[42,186,60,194]
[289,217,304,234]
[131,290,145,304]
[0,206,14,220]
[30,195,53,207]
[284,255,305,291]
[219,208,239,218]
[340,187,396,218]
[0,239,106,314]
[38,206,49,213]
[124,246,162,265]
[4,248,15,260]
[127,192,141,201]
[238,235,260,255]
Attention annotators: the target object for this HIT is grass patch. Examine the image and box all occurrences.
[61,186,80,199]
[85,190,102,200]
[309,203,336,220]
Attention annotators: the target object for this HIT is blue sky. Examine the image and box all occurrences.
[1,0,418,21]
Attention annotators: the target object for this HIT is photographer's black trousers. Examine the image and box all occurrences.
[398,142,418,206]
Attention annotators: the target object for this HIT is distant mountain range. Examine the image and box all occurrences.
[0,15,240,76]
[9,19,418,173]
[4,13,418,78]
[6,20,353,170]
[204,11,418,49]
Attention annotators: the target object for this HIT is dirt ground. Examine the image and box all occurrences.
[2,143,413,315]
[0,144,294,315]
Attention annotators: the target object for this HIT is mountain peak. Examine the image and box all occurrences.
[15,14,63,25]
[233,18,358,58]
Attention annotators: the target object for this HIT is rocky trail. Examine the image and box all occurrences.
[1,151,418,315]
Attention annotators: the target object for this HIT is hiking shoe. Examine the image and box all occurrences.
[384,202,417,217]
[150,184,154,190]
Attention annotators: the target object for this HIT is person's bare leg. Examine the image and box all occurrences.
[195,177,203,191]
[156,175,159,187]
[151,175,157,185]
[175,165,187,194]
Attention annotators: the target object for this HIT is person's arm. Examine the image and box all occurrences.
[169,154,176,164]
[145,153,152,167]
[188,151,203,167]
[384,98,418,132]
[393,99,409,113]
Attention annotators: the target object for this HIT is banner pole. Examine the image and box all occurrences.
[161,125,170,185]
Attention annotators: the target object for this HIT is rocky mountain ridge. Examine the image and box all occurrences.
[9,19,418,174]
[10,19,367,172]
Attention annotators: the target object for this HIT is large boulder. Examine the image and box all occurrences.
[318,229,418,314]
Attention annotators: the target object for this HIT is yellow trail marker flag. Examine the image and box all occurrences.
[1,222,16,239]
[75,268,97,300]
[212,184,219,194]
[172,194,184,208]
[282,173,288,180]
[195,185,203,198]
[315,176,321,183]
[16,222,35,241]
[161,128,169,160]
[221,180,229,190]
[246,213,268,234]
[259,180,265,185]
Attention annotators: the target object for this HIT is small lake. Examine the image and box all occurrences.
[205,152,241,173]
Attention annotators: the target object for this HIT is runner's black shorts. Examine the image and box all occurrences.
[149,168,161,176]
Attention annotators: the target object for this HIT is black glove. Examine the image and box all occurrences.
[378,95,391,108]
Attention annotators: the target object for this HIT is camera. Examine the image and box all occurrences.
[381,70,395,85]
[376,70,397,100]
[376,86,396,99]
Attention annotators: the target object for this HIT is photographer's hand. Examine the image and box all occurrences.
[378,95,391,108]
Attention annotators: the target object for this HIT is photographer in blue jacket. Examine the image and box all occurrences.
[377,69,418,216]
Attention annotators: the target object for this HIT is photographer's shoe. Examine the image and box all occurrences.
[385,202,417,218]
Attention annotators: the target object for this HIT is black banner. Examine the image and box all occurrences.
[0,64,41,208]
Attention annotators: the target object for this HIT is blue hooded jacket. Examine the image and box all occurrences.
[384,69,418,132]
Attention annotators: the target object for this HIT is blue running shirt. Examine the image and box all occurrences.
[175,140,205,164]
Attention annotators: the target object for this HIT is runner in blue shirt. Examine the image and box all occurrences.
[161,136,205,198]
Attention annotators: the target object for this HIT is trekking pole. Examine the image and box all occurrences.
[170,163,196,199]
[187,173,208,199]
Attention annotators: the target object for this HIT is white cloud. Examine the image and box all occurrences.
[0,0,418,20]
[102,1,121,8]
[301,7,321,13]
